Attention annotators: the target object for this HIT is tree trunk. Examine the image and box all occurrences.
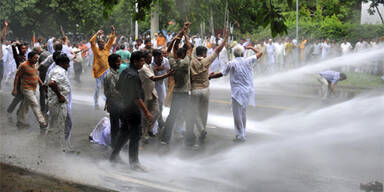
[150,0,160,39]
[375,6,384,24]
[210,8,214,35]
[130,16,133,39]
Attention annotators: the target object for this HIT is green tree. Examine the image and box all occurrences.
[101,0,296,37]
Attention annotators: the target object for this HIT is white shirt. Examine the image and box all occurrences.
[151,38,157,48]
[151,57,170,86]
[151,57,170,102]
[194,37,202,47]
[222,55,258,107]
[208,48,220,73]
[4,45,17,75]
[210,35,216,44]
[266,43,275,64]
[62,44,74,61]
[274,43,284,55]
[321,42,330,58]
[47,65,71,104]
[340,42,352,55]
[48,38,55,53]
[355,41,362,52]
[219,47,229,67]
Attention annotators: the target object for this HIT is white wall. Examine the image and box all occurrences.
[361,1,384,24]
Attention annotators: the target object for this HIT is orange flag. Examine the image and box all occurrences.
[33,32,36,45]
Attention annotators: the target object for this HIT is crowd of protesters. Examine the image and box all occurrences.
[1,20,383,170]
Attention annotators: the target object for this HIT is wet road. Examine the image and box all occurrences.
[1,79,382,192]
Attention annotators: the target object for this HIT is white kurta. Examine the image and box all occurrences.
[222,55,258,140]
[321,43,330,59]
[266,43,276,65]
[340,42,352,55]
[151,57,170,105]
[222,55,258,107]
[3,45,17,82]
[90,117,111,147]
[46,65,72,150]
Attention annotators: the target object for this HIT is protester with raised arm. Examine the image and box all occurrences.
[187,26,228,147]
[90,26,116,109]
[209,45,262,142]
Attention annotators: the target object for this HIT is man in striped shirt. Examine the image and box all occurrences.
[12,51,47,129]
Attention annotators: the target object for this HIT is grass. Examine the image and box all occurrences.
[338,72,384,89]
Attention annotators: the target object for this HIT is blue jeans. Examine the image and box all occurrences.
[94,71,107,106]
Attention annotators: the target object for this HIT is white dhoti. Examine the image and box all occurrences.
[48,102,71,150]
[232,98,247,140]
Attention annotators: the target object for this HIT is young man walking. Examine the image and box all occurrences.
[12,51,47,129]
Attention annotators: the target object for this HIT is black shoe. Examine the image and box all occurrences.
[148,131,156,137]
[109,154,122,163]
[198,130,207,144]
[130,163,147,172]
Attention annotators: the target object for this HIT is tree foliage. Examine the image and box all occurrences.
[100,0,296,37]
[0,0,381,41]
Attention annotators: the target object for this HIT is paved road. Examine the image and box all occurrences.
[1,79,382,192]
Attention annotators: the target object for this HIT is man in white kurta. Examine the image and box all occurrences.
[211,45,262,142]
[321,41,330,59]
[265,39,276,73]
[151,50,170,132]
[46,55,72,152]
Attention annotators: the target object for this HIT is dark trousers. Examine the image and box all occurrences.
[110,112,141,164]
[39,86,47,115]
[161,92,191,143]
[38,68,48,115]
[108,103,121,149]
[74,62,82,82]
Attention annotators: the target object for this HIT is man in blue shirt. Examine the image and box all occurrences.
[115,45,130,73]
[318,70,347,100]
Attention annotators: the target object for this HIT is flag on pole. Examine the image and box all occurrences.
[33,31,36,45]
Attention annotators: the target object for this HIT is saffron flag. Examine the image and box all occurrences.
[33,32,36,45]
